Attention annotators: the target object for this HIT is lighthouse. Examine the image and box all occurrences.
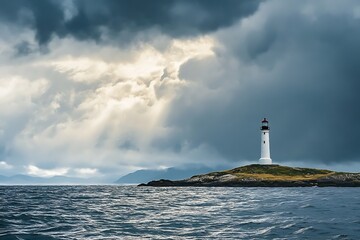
[259,118,272,164]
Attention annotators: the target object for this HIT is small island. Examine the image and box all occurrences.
[138,164,360,187]
[140,119,360,187]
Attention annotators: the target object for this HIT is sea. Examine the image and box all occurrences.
[1,186,359,240]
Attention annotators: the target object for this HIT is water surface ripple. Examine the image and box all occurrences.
[1,186,359,239]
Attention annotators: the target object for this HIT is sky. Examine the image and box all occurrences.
[1,0,360,181]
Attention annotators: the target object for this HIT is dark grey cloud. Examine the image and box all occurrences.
[0,0,261,45]
[0,0,64,45]
[2,0,359,177]
[163,1,360,164]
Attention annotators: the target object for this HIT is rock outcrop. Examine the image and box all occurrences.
[138,164,360,187]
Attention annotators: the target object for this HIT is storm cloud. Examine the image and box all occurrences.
[168,0,360,164]
[0,0,360,180]
[0,0,261,45]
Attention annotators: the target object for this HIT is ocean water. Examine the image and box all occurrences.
[1,186,359,240]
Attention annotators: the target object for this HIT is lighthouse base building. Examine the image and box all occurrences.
[259,158,272,165]
[259,118,272,165]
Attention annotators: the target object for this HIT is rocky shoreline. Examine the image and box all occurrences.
[138,164,360,187]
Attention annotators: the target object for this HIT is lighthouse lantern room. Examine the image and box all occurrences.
[259,118,272,165]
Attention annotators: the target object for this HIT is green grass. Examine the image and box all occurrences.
[205,164,335,181]
[227,164,333,175]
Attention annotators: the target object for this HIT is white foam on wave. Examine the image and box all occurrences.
[294,226,313,234]
[257,226,276,235]
[280,223,296,229]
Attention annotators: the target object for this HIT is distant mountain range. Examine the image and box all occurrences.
[0,165,228,185]
[115,165,227,184]
[0,174,92,185]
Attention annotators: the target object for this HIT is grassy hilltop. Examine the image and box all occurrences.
[212,164,334,181]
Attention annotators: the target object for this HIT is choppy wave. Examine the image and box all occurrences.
[1,186,359,239]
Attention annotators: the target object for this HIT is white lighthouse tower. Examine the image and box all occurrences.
[259,118,272,164]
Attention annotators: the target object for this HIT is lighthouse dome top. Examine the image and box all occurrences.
[261,118,269,130]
